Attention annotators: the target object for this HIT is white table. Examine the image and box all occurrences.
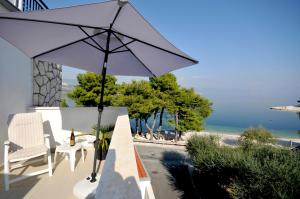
[54,143,85,172]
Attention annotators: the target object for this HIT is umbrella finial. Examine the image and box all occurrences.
[118,0,128,6]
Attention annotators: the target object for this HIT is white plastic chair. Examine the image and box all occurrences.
[4,112,52,191]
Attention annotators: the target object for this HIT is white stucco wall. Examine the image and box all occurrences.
[0,37,33,165]
[27,107,121,148]
[96,108,142,199]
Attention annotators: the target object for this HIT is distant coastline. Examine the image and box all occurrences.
[205,124,300,139]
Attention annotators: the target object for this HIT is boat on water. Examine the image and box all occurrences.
[270,106,300,112]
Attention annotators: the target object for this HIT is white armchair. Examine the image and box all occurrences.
[3,112,52,191]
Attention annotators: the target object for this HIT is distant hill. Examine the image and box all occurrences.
[61,79,77,107]
[63,78,77,86]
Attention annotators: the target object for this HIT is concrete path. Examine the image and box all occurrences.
[135,143,199,199]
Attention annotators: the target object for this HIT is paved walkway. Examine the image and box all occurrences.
[135,143,199,199]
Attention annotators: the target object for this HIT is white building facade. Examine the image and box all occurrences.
[0,0,57,165]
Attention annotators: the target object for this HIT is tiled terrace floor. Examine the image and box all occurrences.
[0,148,103,199]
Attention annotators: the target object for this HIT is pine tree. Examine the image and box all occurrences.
[68,72,118,107]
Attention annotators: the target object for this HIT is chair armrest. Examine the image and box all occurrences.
[44,134,50,138]
[4,140,10,145]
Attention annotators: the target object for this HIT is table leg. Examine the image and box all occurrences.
[81,147,85,163]
[65,153,69,160]
[70,150,75,172]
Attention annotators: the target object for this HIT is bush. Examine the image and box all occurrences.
[186,135,300,199]
[240,127,275,145]
[60,98,69,107]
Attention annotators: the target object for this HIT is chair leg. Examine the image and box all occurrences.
[47,149,53,176]
[4,144,10,191]
[44,135,52,176]
[53,150,57,169]
[4,162,9,191]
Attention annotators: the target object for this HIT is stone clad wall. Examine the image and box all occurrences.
[33,60,62,106]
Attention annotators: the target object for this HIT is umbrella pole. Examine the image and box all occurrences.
[90,30,111,183]
[90,64,107,183]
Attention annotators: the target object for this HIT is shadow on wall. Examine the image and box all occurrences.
[43,120,59,149]
[60,108,97,133]
[59,107,120,133]
[95,149,141,198]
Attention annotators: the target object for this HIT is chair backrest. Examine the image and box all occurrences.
[8,112,44,151]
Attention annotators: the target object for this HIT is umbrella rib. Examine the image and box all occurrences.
[111,31,156,77]
[112,30,198,64]
[78,26,105,51]
[109,39,135,53]
[0,16,108,31]
[110,6,123,28]
[82,40,105,53]
[33,30,107,59]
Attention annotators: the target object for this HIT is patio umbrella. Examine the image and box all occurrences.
[0,0,198,182]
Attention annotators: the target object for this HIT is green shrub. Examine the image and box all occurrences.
[186,135,300,199]
[60,98,69,107]
[240,127,275,144]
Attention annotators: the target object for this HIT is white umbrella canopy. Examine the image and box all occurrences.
[0,0,198,183]
[0,0,198,77]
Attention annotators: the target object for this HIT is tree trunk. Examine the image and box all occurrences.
[145,118,152,140]
[179,131,182,140]
[156,108,165,140]
[145,110,158,140]
[157,107,165,133]
[135,118,138,135]
[174,111,178,142]
[145,122,152,140]
[140,118,143,135]
[150,110,159,140]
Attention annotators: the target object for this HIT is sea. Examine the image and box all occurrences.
[127,110,300,139]
[62,79,300,138]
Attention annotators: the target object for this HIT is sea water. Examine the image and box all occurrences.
[206,106,300,138]
[130,109,300,139]
[62,79,300,138]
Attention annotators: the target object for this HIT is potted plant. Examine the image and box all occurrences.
[91,125,114,160]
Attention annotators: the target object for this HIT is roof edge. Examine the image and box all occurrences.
[0,0,19,12]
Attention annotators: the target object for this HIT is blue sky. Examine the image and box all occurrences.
[45,0,300,132]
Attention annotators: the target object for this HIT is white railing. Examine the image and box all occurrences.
[27,107,121,148]
[145,186,156,199]
[134,147,155,199]
[6,0,48,11]
[95,108,142,198]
